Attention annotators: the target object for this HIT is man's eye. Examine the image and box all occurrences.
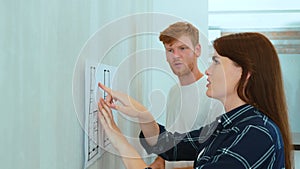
[168,49,174,53]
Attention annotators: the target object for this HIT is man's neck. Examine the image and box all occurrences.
[179,70,203,86]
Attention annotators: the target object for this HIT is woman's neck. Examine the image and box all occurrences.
[223,97,247,112]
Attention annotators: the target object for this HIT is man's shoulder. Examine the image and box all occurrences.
[169,83,180,92]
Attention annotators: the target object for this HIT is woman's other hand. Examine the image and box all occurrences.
[98,98,128,149]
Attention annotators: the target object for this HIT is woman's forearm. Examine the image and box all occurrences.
[138,111,160,146]
[117,140,148,169]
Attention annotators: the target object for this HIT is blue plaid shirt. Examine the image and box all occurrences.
[140,104,285,169]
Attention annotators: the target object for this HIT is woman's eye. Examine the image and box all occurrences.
[212,56,220,64]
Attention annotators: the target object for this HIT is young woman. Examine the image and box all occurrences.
[98,32,293,169]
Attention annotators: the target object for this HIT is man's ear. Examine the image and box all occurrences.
[195,43,201,57]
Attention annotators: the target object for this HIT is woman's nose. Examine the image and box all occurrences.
[205,67,211,76]
[205,69,209,75]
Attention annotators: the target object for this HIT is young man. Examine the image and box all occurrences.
[150,22,224,169]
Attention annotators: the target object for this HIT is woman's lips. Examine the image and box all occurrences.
[206,79,211,88]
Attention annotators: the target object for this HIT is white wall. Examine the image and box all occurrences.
[0,1,151,169]
[0,1,90,168]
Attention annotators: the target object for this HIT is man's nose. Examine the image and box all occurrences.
[172,49,180,58]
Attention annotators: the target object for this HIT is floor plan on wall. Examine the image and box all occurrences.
[84,61,117,168]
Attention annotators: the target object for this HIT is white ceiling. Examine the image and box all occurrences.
[208,0,300,29]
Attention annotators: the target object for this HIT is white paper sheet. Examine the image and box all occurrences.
[84,61,117,168]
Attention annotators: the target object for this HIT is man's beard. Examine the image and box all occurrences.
[172,63,194,76]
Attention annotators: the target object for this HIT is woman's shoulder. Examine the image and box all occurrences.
[235,109,283,147]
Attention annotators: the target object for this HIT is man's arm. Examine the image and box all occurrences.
[150,156,165,169]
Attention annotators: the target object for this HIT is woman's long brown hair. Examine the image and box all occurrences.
[213,32,293,169]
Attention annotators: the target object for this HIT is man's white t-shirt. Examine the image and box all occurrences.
[164,76,224,169]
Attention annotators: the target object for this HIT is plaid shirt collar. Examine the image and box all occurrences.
[219,104,256,129]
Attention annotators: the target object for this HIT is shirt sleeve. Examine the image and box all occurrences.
[196,125,283,169]
[139,123,208,161]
